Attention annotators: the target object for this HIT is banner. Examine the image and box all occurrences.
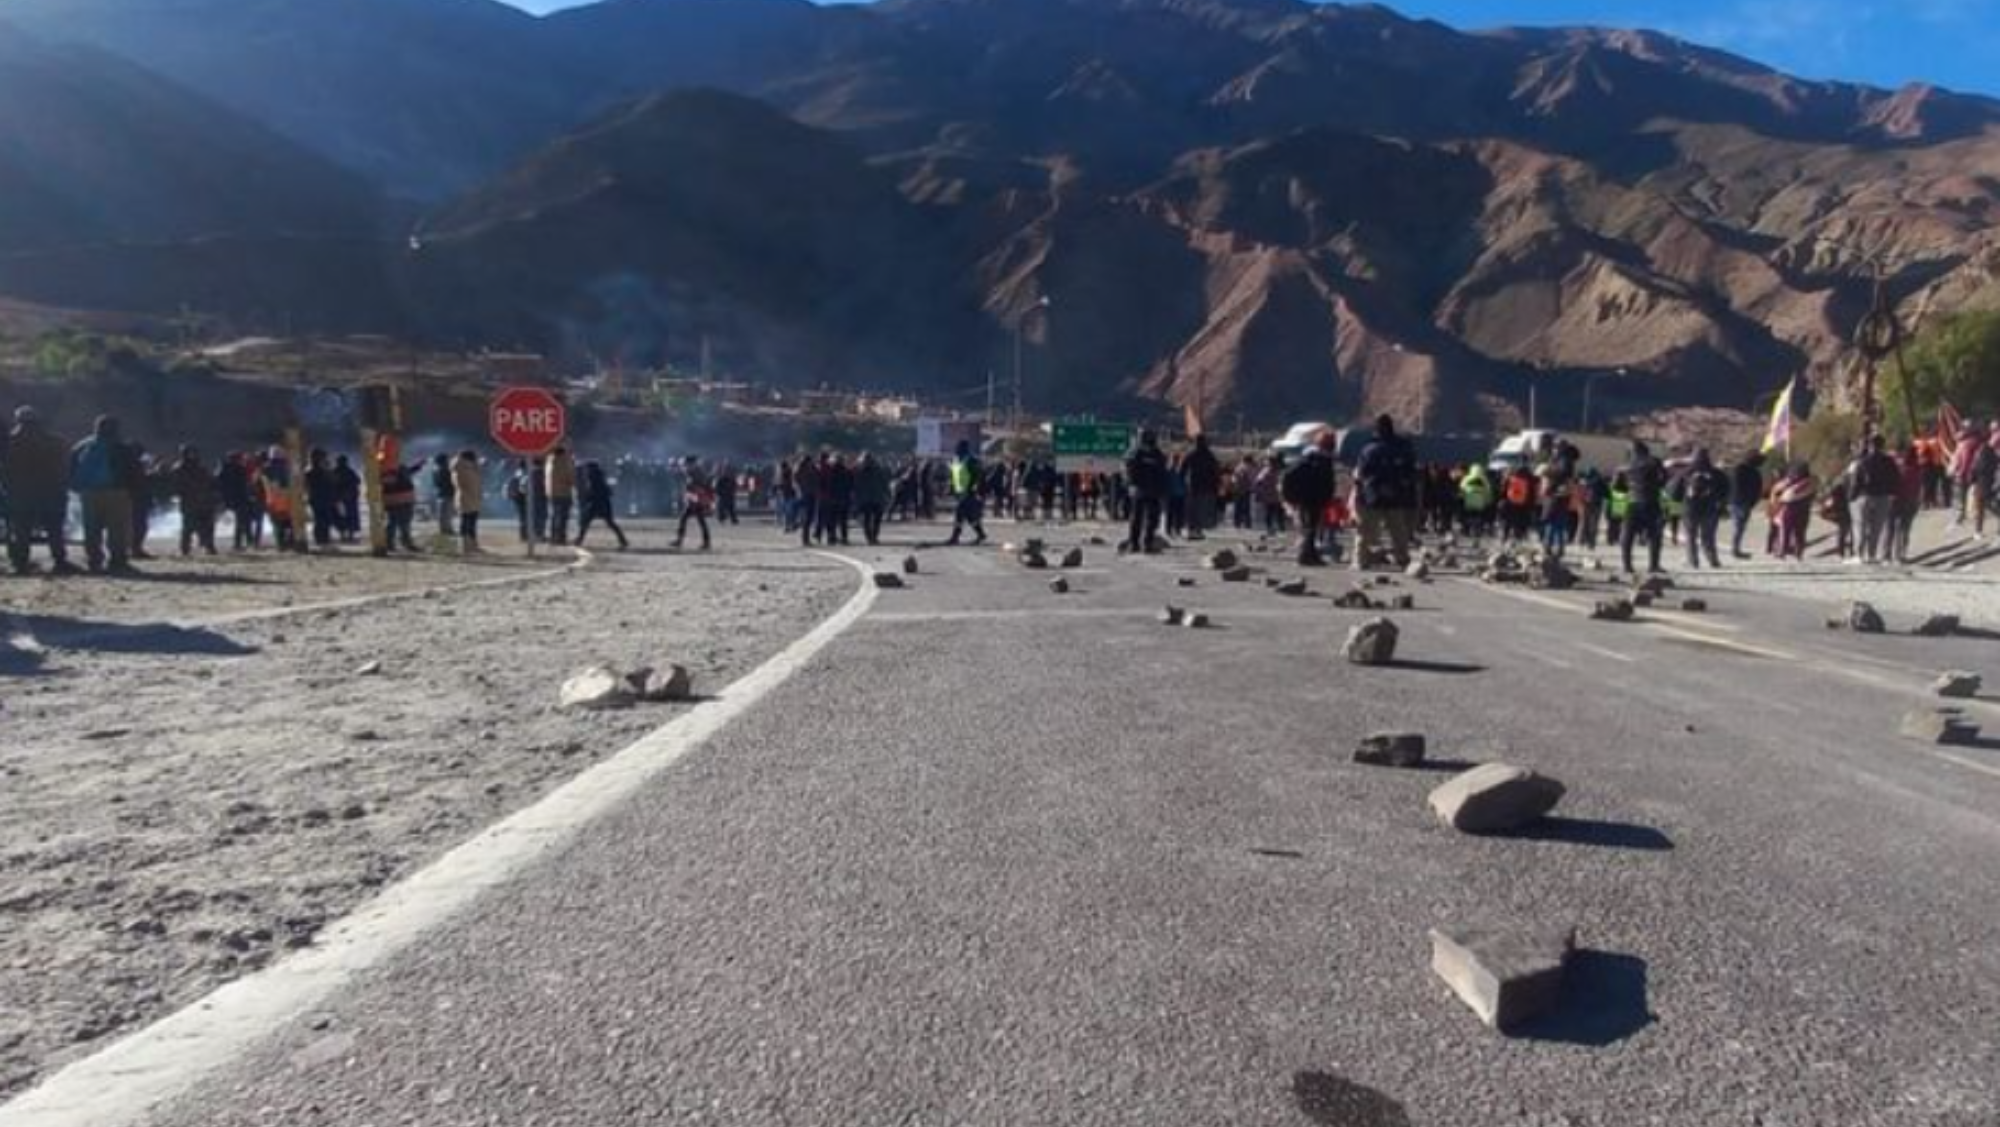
[1760,379,1797,456]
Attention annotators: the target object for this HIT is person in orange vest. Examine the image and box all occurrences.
[261,447,296,551]
[377,435,420,553]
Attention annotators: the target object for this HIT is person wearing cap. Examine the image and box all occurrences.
[1351,414,1420,570]
[1281,429,1340,566]
[1122,429,1169,554]
[70,414,138,573]
[3,407,76,575]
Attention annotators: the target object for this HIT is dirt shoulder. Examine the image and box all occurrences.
[0,521,854,1097]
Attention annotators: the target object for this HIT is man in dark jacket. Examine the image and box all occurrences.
[1727,451,1765,559]
[853,453,892,546]
[1621,440,1668,576]
[3,407,74,574]
[304,448,339,548]
[1182,435,1223,540]
[1122,430,1170,554]
[1852,434,1902,564]
[172,446,220,556]
[1281,430,1339,566]
[1679,448,1729,569]
[1352,415,1419,570]
[72,414,137,573]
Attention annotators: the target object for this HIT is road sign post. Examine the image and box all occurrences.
[489,387,567,557]
[1052,421,1135,475]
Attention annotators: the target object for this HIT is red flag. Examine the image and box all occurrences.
[1939,400,1963,450]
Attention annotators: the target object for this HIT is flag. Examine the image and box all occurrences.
[1761,378,1797,455]
[1939,400,1964,450]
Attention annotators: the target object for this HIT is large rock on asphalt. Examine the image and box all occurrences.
[1428,763,1565,833]
[1159,605,1186,626]
[1406,559,1432,581]
[1847,602,1887,634]
[1019,549,1049,570]
[901,555,919,575]
[1353,732,1427,768]
[1060,547,1085,569]
[1901,708,1982,746]
[1430,925,1577,1030]
[1915,614,1961,638]
[1219,565,1253,583]
[1591,599,1636,622]
[1203,549,1240,571]
[872,572,906,589]
[1048,577,1070,595]
[1275,578,1310,597]
[560,666,636,711]
[1333,588,1376,610]
[1184,611,1212,629]
[1934,671,1984,699]
[1529,557,1577,590]
[1342,618,1400,666]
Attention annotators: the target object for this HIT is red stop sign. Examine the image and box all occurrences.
[489,386,567,457]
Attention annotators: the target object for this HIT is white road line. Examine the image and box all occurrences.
[0,550,874,1127]
[1523,649,1575,670]
[1577,642,1636,664]
[1652,627,1797,661]
[1935,751,2000,781]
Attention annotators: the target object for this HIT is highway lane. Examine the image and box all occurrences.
[40,527,2000,1126]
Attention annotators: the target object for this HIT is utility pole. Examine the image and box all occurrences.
[1011,296,1051,436]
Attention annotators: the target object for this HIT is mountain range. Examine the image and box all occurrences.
[4,0,2000,429]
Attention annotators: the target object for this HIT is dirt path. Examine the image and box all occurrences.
[0,522,853,1097]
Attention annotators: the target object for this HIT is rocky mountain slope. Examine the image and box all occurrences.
[5,0,2000,428]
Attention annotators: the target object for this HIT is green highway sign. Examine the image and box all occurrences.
[1053,422,1134,474]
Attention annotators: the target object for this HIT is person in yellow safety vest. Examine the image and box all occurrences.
[1605,471,1633,549]
[945,441,987,546]
[1458,464,1494,539]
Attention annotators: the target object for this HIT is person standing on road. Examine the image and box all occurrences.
[1890,442,1924,564]
[1679,448,1728,569]
[1971,427,1998,539]
[546,446,577,545]
[1253,455,1286,536]
[674,456,714,551]
[305,448,339,548]
[575,460,630,550]
[379,447,421,553]
[1773,463,1817,560]
[1184,435,1222,541]
[715,462,740,526]
[3,407,74,575]
[822,453,855,546]
[430,453,456,541]
[71,415,137,574]
[1852,434,1901,564]
[450,450,483,553]
[1458,463,1494,540]
[945,441,987,546]
[1727,450,1765,559]
[171,446,220,556]
[1352,415,1419,571]
[1122,429,1169,554]
[854,453,891,546]
[1281,430,1339,567]
[1536,447,1577,560]
[793,454,821,547]
[1620,440,1667,576]
[1231,455,1258,530]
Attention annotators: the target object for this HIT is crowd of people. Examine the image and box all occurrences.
[7,406,1999,578]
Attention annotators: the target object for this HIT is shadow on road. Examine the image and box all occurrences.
[1291,1070,1411,1126]
[10,614,255,659]
[1503,817,1675,852]
[1410,758,1485,774]
[1382,660,1487,676]
[1514,951,1655,1047]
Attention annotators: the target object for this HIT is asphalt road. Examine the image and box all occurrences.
[53,525,2000,1125]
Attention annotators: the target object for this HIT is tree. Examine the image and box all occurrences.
[1883,311,2000,437]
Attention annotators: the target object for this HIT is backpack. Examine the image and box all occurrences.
[1504,474,1533,507]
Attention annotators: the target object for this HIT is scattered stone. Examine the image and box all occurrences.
[1591,600,1635,622]
[1353,732,1427,768]
[1391,595,1416,611]
[1428,763,1566,833]
[339,803,368,822]
[872,572,906,590]
[354,660,383,677]
[1023,538,1047,555]
[1175,577,1198,588]
[1159,606,1186,627]
[1679,598,1708,614]
[1901,708,1982,746]
[1060,548,1085,569]
[348,729,382,743]
[1203,549,1240,571]
[631,664,694,703]
[1582,558,1604,572]
[1372,576,1399,588]
[1430,925,1577,1030]
[1847,602,1886,634]
[901,555,919,575]
[1019,550,1049,570]
[1264,576,1282,589]
[1529,558,1577,591]
[1934,671,1983,699]
[1275,579,1310,597]
[1219,565,1253,583]
[1405,559,1431,581]
[1333,588,1377,610]
[1632,592,1656,609]
[1086,535,1109,547]
[559,666,636,712]
[1635,575,1675,596]
[80,728,132,742]
[1048,577,1071,595]
[1184,611,1212,630]
[1914,614,1961,638]
[1342,618,1400,666]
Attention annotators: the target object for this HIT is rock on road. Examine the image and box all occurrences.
[20,527,2000,1127]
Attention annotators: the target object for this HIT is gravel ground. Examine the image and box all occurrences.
[0,521,853,1098]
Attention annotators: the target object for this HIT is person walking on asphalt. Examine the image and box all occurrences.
[1620,440,1667,576]
[71,415,137,574]
[715,463,740,526]
[575,460,630,550]
[822,453,855,546]
[379,448,421,553]
[1122,429,1169,554]
[333,454,363,542]
[793,454,821,547]
[1281,430,1339,566]
[1184,435,1221,540]
[1352,414,1419,570]
[171,446,220,556]
[674,456,714,551]
[945,440,987,546]
[4,407,74,575]
[1727,450,1764,559]
[1853,434,1901,564]
[854,453,891,546]
[1678,448,1728,569]
[305,447,339,548]
[1773,462,1817,559]
[430,453,456,540]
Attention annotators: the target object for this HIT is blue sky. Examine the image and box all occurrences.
[501,0,2000,98]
